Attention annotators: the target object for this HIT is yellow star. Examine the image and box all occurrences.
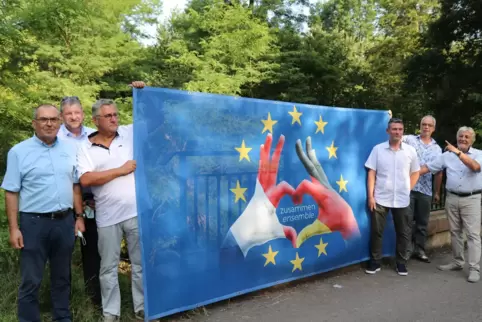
[262,245,279,267]
[230,180,247,203]
[261,112,278,134]
[290,252,305,272]
[336,174,348,193]
[314,115,328,134]
[288,106,302,125]
[326,141,338,159]
[314,238,329,257]
[235,140,252,162]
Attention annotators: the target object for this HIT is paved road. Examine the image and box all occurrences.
[165,248,482,322]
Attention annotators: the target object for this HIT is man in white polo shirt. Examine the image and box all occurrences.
[76,84,145,321]
[365,118,420,276]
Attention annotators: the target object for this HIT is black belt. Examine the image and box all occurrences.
[447,190,482,197]
[28,208,73,219]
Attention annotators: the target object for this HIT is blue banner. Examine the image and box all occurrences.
[133,87,396,320]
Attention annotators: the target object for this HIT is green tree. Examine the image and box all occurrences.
[152,0,278,96]
[404,0,482,145]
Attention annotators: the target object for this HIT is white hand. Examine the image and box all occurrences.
[229,180,286,257]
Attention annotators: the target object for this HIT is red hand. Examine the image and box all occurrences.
[294,177,360,239]
[257,134,297,246]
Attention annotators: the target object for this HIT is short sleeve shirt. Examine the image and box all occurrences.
[365,141,420,208]
[427,148,482,193]
[77,125,137,228]
[402,135,442,196]
[1,136,78,213]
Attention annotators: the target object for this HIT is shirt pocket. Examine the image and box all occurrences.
[57,153,76,182]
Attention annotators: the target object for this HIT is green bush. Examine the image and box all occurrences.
[0,190,138,321]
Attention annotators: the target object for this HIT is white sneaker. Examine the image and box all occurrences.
[468,270,480,283]
[103,314,120,322]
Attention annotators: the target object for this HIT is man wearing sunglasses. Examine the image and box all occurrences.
[402,116,443,263]
[365,117,420,276]
[76,81,147,321]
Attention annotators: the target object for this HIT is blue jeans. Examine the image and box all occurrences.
[18,211,75,322]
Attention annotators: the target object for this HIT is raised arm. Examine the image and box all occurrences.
[459,150,482,172]
[444,141,481,172]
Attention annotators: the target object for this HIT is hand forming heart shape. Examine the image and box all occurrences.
[224,134,360,257]
[258,134,360,249]
[293,137,360,247]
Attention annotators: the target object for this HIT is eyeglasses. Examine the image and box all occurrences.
[61,96,80,103]
[96,113,119,120]
[35,117,60,125]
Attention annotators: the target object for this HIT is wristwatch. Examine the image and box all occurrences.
[75,213,84,219]
[456,151,462,157]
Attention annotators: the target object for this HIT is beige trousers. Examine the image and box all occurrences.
[445,193,481,271]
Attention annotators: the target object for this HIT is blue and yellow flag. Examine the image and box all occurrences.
[133,88,395,320]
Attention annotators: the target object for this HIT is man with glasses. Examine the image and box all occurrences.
[420,126,482,283]
[402,116,443,263]
[56,95,102,308]
[1,104,85,322]
[76,81,146,321]
[365,118,420,276]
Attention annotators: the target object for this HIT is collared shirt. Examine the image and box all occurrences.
[365,141,420,208]
[402,135,442,196]
[426,148,482,193]
[1,135,78,213]
[57,124,95,145]
[57,123,96,212]
[76,125,137,228]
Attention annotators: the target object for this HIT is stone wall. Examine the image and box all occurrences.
[426,210,451,250]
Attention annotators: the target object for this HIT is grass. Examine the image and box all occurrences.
[0,190,141,322]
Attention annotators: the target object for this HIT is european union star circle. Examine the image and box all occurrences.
[132,87,393,320]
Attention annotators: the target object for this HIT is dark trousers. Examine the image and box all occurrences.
[80,217,102,308]
[18,212,75,322]
[408,191,432,252]
[370,204,411,264]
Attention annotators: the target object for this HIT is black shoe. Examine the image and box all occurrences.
[412,250,430,263]
[365,261,381,274]
[396,263,408,276]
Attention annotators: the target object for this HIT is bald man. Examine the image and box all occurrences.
[1,104,85,322]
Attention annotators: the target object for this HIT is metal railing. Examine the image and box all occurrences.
[172,152,449,248]
[430,171,446,212]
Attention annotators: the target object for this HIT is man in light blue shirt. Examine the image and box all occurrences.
[1,104,85,322]
[403,115,443,263]
[57,95,101,307]
[420,126,482,283]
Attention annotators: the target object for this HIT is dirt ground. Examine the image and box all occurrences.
[160,248,482,322]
